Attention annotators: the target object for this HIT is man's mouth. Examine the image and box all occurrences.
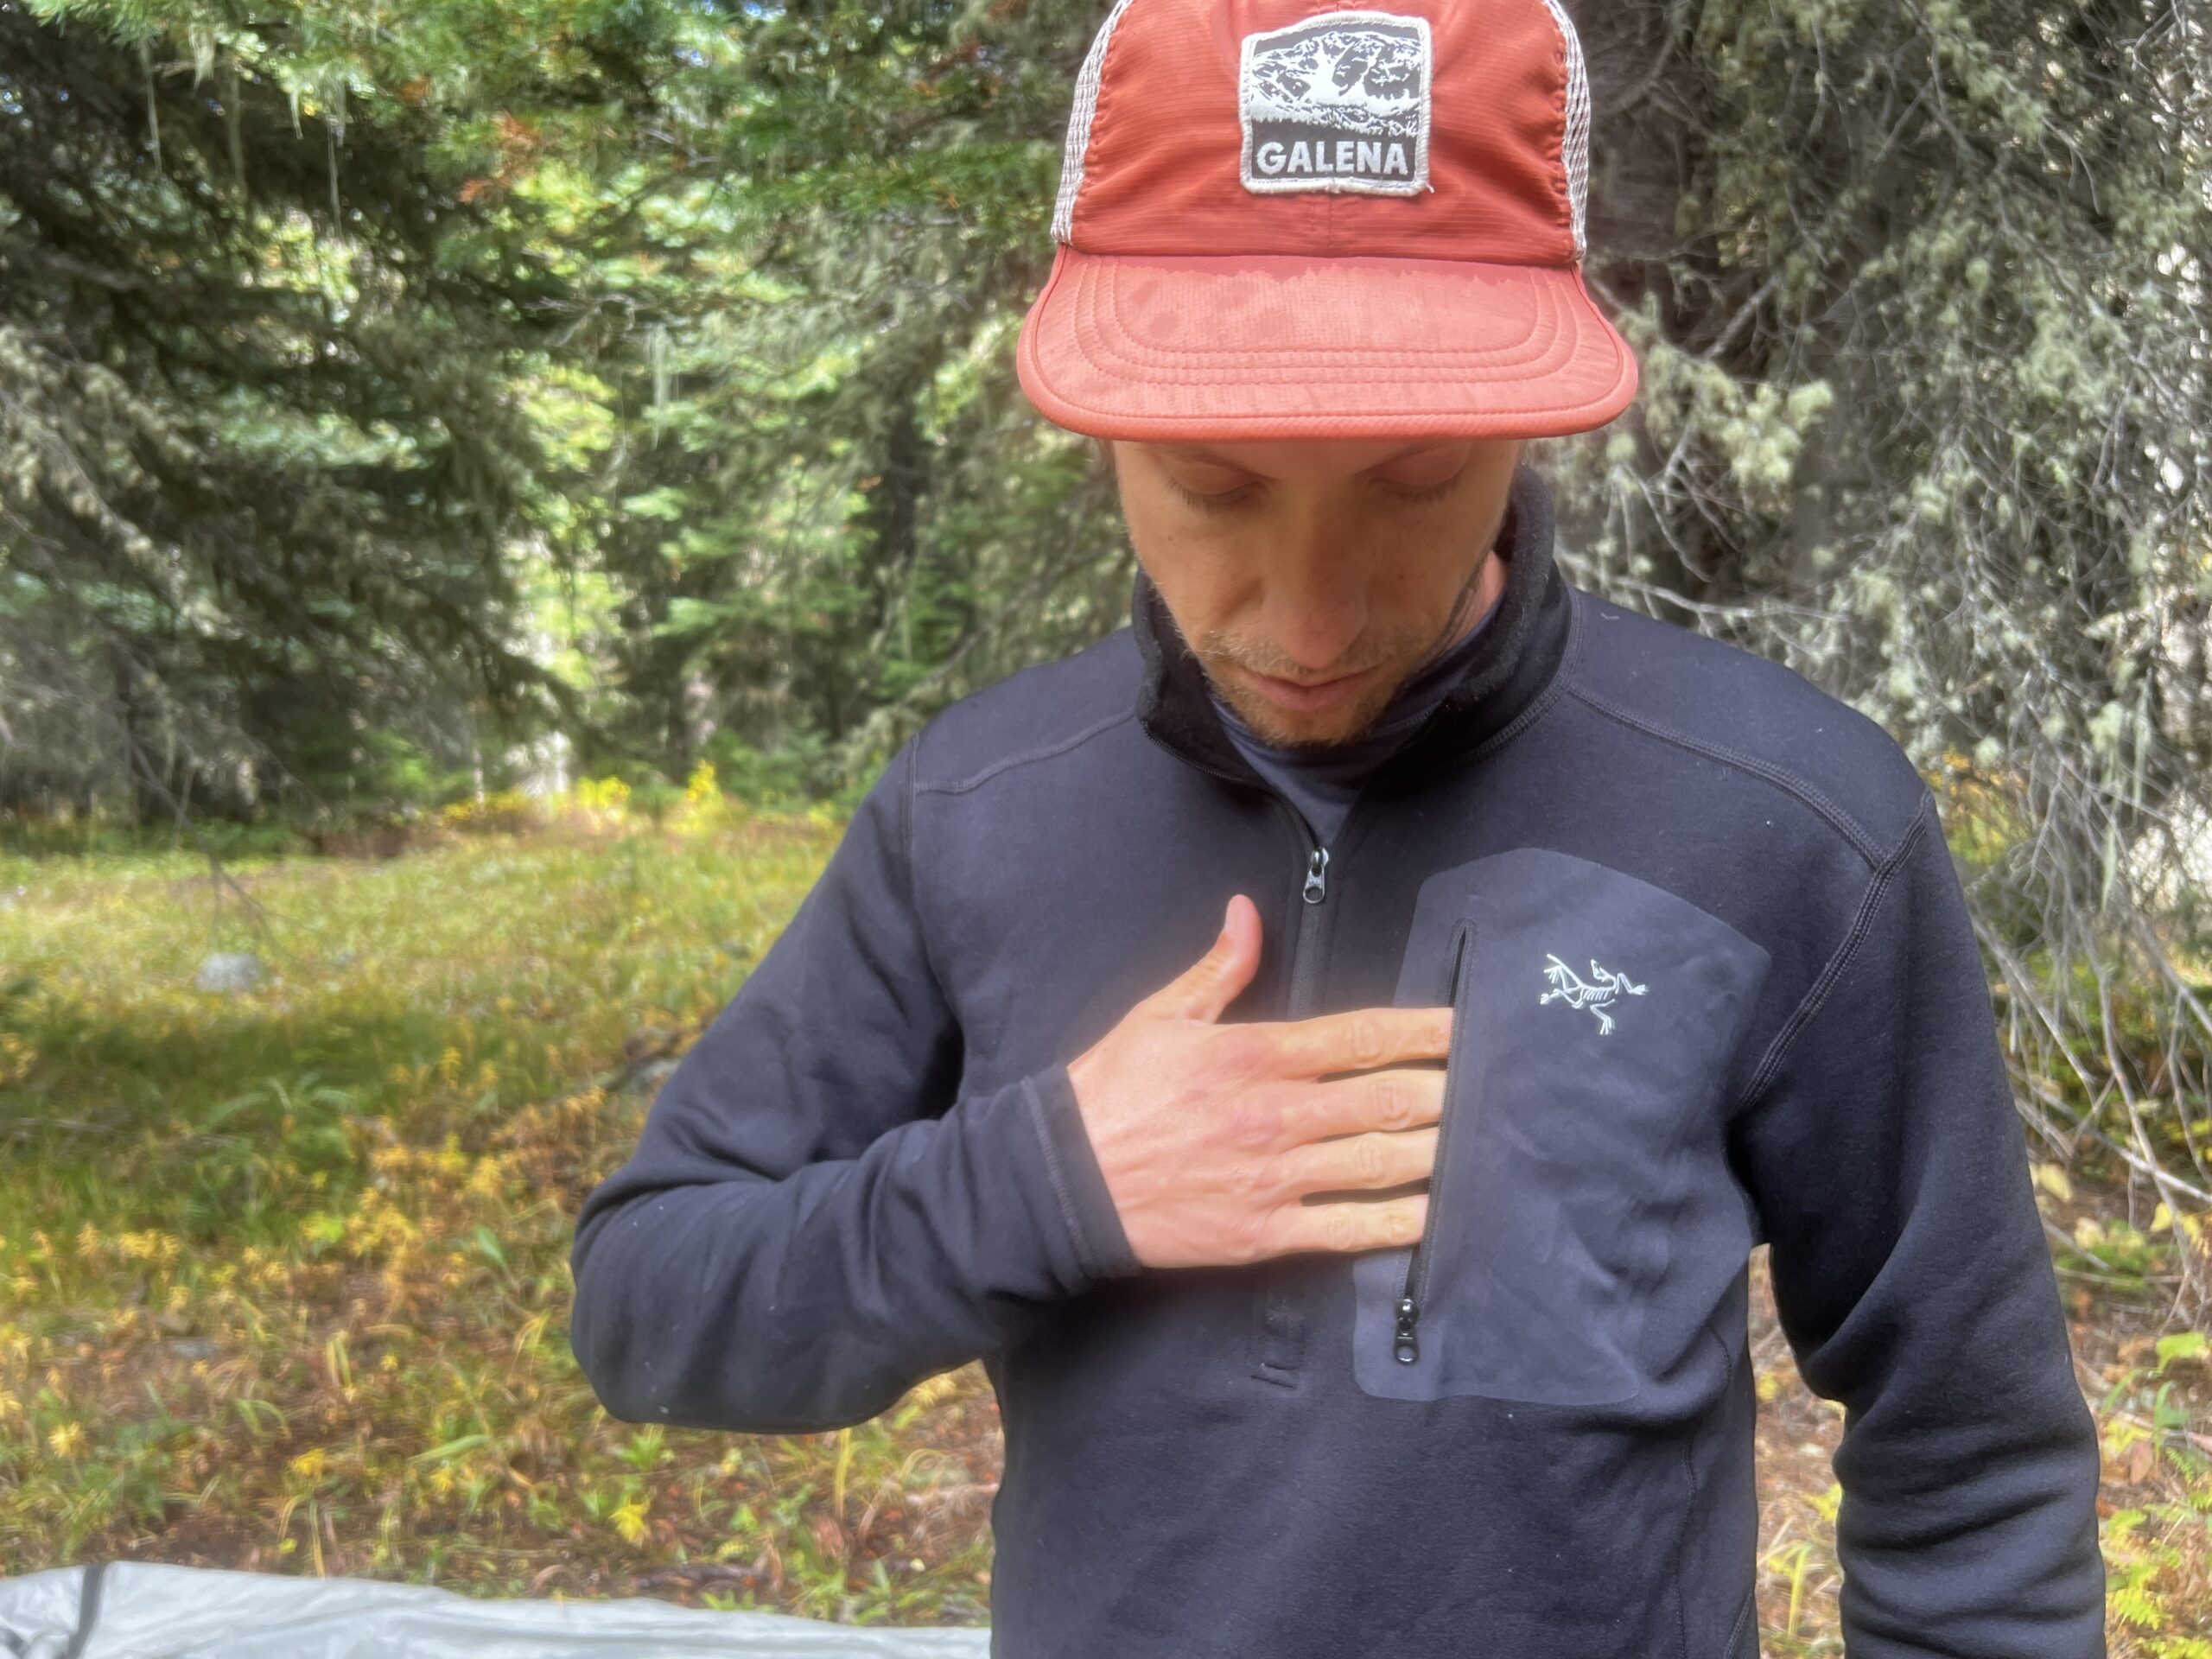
[1243,660,1384,714]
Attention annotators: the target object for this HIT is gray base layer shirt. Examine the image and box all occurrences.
[569,463,2107,1658]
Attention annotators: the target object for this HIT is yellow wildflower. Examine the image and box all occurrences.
[465,1159,507,1200]
[610,1496,650,1543]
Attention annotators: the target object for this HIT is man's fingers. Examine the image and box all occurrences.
[1280,1066,1446,1145]
[1147,893,1262,1023]
[1244,1004,1454,1077]
[1272,1126,1437,1199]
[1257,1193,1428,1258]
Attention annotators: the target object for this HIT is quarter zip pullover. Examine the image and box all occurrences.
[570,463,2106,1657]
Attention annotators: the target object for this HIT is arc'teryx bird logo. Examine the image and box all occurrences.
[1540,954,1648,1035]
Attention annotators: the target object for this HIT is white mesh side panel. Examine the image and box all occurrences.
[1537,0,1591,258]
[1051,0,1141,245]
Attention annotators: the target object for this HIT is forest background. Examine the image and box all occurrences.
[3,0,2212,1643]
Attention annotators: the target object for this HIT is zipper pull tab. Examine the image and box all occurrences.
[1302,845,1330,905]
[1393,1295,1420,1363]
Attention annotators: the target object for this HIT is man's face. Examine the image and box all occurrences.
[1105,435,1523,748]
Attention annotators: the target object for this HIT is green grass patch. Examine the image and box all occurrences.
[0,804,997,1618]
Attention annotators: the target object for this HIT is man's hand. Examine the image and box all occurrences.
[1065,893,1447,1270]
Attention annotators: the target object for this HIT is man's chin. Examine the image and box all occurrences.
[1211,671,1400,750]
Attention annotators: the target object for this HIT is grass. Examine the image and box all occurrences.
[0,789,2207,1645]
[0,793,997,1620]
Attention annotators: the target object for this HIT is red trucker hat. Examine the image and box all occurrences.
[1015,0,1637,440]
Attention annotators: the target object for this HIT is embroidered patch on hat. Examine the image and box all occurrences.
[1238,10,1432,197]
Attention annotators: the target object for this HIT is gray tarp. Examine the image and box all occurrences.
[0,1564,995,1659]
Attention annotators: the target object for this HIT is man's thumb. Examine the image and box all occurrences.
[1154,894,1261,1022]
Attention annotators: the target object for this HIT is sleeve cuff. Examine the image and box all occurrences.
[1021,1061,1144,1286]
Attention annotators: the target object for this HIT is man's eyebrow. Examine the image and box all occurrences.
[1159,440,1456,469]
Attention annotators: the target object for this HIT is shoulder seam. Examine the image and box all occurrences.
[1565,681,1889,868]
[1728,791,1935,1121]
[896,733,960,1033]
[916,708,1135,797]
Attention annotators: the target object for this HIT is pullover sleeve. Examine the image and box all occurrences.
[568,734,1141,1434]
[1730,790,2107,1656]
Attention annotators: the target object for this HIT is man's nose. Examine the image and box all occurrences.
[1263,518,1370,675]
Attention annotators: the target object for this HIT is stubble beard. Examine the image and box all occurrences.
[1199,546,1498,753]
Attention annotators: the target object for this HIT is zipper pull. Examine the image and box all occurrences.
[1393,1294,1420,1363]
[1302,845,1330,904]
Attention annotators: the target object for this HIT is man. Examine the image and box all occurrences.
[569,1,2107,1654]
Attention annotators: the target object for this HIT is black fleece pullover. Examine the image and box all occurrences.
[570,464,2107,1657]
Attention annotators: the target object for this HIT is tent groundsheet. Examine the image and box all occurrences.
[0,1563,995,1659]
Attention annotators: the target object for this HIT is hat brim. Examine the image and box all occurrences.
[1015,246,1637,442]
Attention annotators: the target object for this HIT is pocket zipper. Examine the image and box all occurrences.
[1394,919,1474,1366]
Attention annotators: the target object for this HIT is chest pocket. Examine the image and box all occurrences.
[1351,847,1770,1405]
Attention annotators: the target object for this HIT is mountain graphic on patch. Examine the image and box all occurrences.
[1238,10,1432,196]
